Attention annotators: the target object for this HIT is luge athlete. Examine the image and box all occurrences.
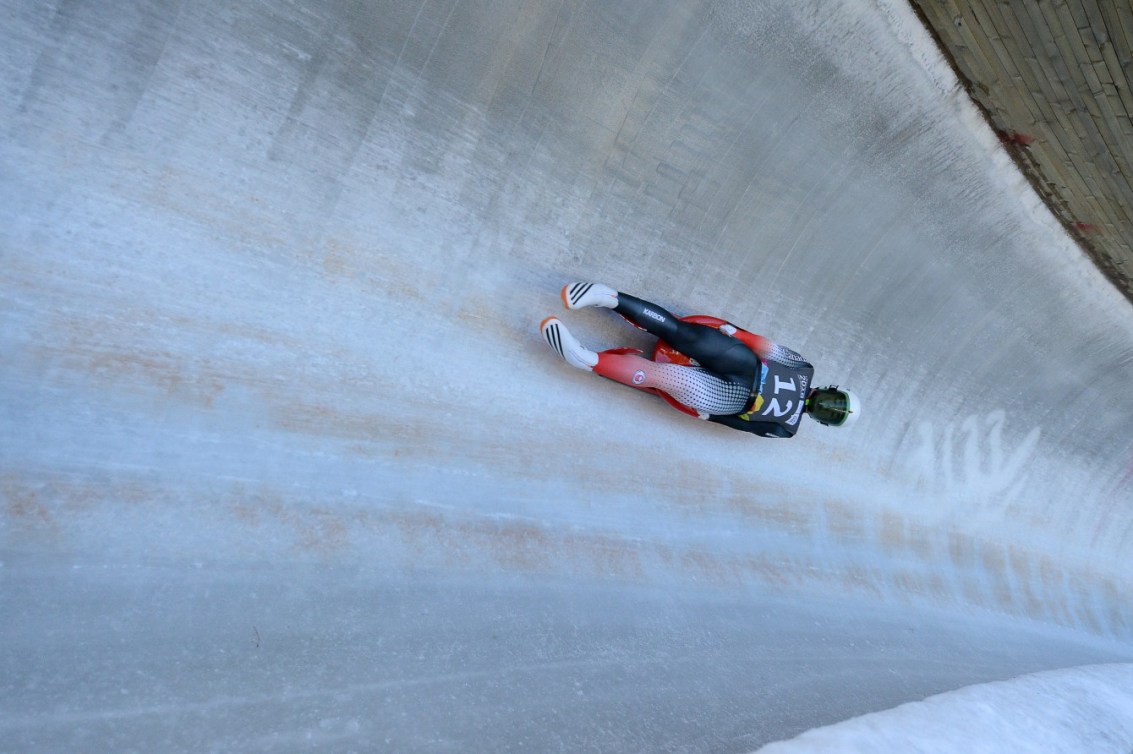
[540,282,859,438]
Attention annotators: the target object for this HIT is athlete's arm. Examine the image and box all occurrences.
[707,414,793,438]
[729,329,809,368]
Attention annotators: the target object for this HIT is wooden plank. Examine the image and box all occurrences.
[1025,3,1133,251]
[977,1,1068,122]
[1021,3,1093,111]
[962,1,1050,128]
[1101,0,1133,66]
[1092,2,1133,125]
[1041,1,1132,183]
[974,1,1108,229]
[1103,0,1133,250]
[1055,179,1121,234]
[1066,1,1107,64]
[928,0,1013,94]
[918,0,1059,149]
[913,1,1133,261]
[1004,3,1103,160]
[1045,2,1133,227]
[975,1,1094,196]
[1049,3,1104,92]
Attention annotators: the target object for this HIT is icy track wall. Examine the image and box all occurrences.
[3,0,1132,728]
[5,0,1133,638]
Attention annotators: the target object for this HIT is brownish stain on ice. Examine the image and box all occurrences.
[478,520,554,571]
[34,307,228,408]
[3,468,1130,637]
[252,496,354,555]
[293,507,350,554]
[86,349,226,407]
[4,488,59,536]
[1,475,157,528]
[824,499,867,540]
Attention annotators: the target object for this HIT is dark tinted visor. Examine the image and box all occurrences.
[810,390,849,426]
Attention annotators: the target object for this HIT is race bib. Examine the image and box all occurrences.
[738,361,813,429]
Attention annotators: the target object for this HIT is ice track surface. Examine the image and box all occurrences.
[3,0,1133,751]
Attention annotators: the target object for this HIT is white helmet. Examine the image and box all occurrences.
[807,386,861,428]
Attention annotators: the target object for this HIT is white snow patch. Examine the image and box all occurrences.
[756,663,1133,753]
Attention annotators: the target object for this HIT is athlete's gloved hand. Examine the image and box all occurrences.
[719,324,737,337]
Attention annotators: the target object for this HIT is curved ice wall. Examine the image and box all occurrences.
[3,0,1132,749]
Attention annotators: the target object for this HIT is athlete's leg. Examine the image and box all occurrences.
[539,314,751,415]
[594,350,751,415]
[560,282,725,356]
[613,293,760,380]
[553,282,759,392]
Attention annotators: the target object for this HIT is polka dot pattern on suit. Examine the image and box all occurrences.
[648,362,750,415]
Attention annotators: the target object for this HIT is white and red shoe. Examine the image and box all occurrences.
[540,317,599,371]
[561,282,618,310]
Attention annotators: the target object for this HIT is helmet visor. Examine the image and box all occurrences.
[810,389,851,426]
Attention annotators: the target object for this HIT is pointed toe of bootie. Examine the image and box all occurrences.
[561,282,618,310]
[540,317,599,371]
